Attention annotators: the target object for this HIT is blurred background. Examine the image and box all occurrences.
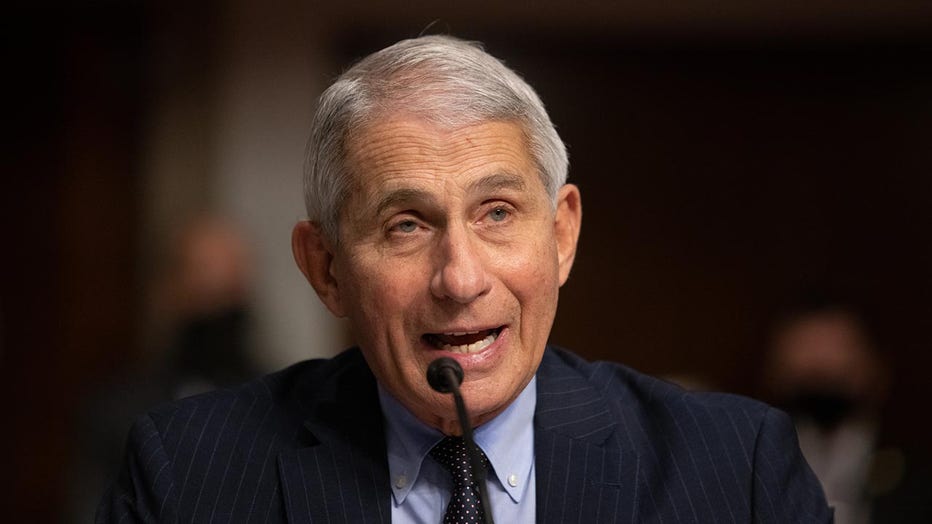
[4,1,932,521]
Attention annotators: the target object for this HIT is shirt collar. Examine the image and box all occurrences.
[378,377,537,505]
[474,377,536,503]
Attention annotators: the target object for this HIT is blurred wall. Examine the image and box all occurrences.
[139,3,347,370]
[6,5,145,520]
[208,2,342,369]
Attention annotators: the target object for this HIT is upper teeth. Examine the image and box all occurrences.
[443,332,498,354]
[448,331,478,336]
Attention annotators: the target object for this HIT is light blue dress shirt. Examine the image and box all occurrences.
[378,377,537,524]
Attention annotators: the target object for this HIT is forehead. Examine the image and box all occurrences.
[343,117,539,195]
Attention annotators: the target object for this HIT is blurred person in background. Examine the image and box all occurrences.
[150,215,261,397]
[763,298,931,523]
[67,215,261,522]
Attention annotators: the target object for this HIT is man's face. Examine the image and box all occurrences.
[300,116,580,432]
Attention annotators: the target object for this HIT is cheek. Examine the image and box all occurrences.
[501,240,560,339]
[346,255,411,306]
[506,238,560,292]
[344,259,427,341]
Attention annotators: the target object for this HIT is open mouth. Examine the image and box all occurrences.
[422,327,503,354]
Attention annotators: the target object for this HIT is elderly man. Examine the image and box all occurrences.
[100,35,831,523]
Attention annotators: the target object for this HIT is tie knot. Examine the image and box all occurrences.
[429,436,489,485]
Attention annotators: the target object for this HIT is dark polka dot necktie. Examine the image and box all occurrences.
[430,436,490,524]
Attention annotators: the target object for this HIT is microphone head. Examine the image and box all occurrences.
[426,357,464,394]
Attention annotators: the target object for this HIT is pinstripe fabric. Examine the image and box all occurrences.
[533,348,832,523]
[98,349,390,523]
[98,346,831,523]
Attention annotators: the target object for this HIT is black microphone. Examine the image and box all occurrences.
[426,357,495,524]
[427,357,464,393]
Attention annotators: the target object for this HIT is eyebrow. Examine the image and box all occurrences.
[375,187,437,217]
[373,172,528,217]
[469,172,528,195]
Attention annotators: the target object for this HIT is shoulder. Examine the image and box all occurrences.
[143,347,370,441]
[538,346,831,522]
[99,349,372,521]
[541,345,770,422]
[539,345,790,461]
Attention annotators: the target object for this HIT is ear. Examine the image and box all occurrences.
[554,184,582,286]
[292,220,347,317]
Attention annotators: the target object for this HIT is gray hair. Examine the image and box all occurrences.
[303,35,569,242]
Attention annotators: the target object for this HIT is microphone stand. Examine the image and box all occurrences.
[429,358,496,524]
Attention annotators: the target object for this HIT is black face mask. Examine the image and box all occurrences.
[172,306,256,385]
[781,390,859,432]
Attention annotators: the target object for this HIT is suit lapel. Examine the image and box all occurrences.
[278,351,391,524]
[534,349,639,523]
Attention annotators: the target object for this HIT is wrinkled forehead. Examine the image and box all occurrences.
[342,112,535,188]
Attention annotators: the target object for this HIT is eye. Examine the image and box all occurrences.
[394,219,418,233]
[488,206,510,222]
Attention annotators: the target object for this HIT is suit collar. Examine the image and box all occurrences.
[278,349,391,523]
[534,347,618,444]
[533,347,639,523]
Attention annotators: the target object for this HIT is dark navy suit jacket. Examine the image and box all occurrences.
[98,346,832,523]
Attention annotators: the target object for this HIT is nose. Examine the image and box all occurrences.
[429,225,491,304]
